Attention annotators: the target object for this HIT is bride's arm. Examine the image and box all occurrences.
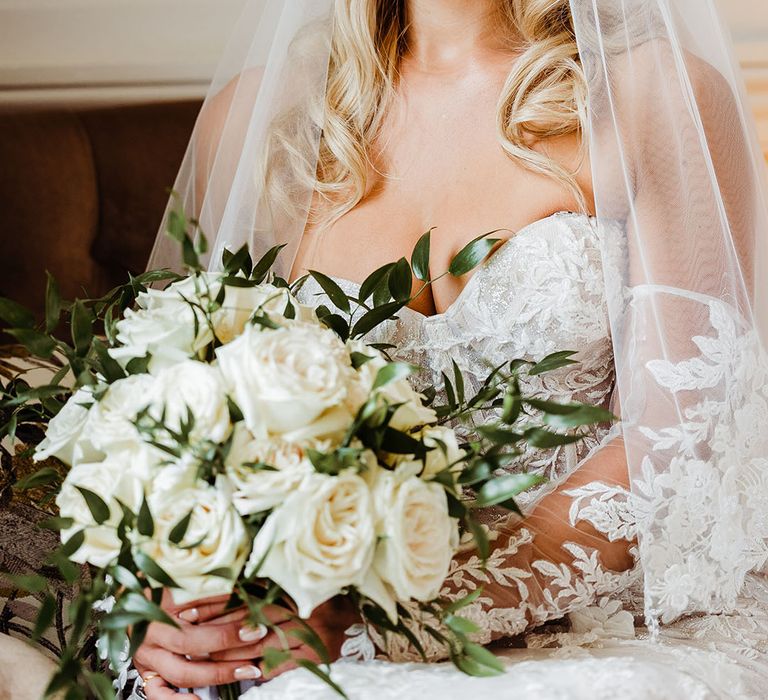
[381,429,638,661]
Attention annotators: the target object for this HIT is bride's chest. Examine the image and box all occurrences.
[295,104,585,314]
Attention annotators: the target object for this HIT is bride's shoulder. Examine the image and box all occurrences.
[609,38,735,115]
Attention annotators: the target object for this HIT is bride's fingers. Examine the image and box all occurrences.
[208,623,305,662]
[258,645,322,681]
[141,672,201,700]
[139,647,262,688]
[146,616,267,656]
[178,605,248,625]
[178,601,294,626]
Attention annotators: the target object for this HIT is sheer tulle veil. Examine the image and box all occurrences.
[149,0,768,632]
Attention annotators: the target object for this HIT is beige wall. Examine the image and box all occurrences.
[0,0,767,151]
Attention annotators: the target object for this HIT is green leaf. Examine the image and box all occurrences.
[133,550,179,589]
[262,647,292,674]
[44,272,62,334]
[6,573,47,593]
[0,297,35,328]
[137,496,154,537]
[295,660,349,699]
[308,271,350,314]
[475,474,546,508]
[452,360,465,404]
[251,244,286,283]
[85,671,116,700]
[167,208,187,241]
[125,355,151,376]
[387,257,412,303]
[351,351,374,369]
[466,517,490,562]
[31,593,56,642]
[463,642,505,674]
[75,486,111,525]
[6,328,56,358]
[223,245,252,277]
[321,313,350,341]
[71,300,93,357]
[525,428,586,448]
[477,426,524,445]
[121,592,178,626]
[372,362,414,390]
[15,467,61,491]
[168,509,193,545]
[39,516,75,531]
[448,233,501,277]
[444,587,484,615]
[411,230,432,282]
[112,566,143,592]
[445,614,480,635]
[528,350,579,376]
[205,567,235,579]
[542,405,616,429]
[93,338,126,384]
[501,391,522,425]
[350,301,403,338]
[359,263,394,303]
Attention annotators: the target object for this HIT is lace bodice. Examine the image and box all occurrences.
[297,212,640,659]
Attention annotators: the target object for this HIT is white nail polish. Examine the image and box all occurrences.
[239,624,268,642]
[178,608,200,623]
[234,665,262,681]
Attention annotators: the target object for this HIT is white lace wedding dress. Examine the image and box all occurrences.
[211,211,768,700]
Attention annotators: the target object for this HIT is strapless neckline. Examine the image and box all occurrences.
[318,211,597,321]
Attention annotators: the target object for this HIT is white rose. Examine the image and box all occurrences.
[56,452,145,567]
[225,424,318,515]
[34,388,95,465]
[419,426,464,481]
[245,471,387,618]
[82,374,155,455]
[346,341,436,430]
[215,283,316,344]
[216,323,355,438]
[147,360,231,444]
[139,478,249,603]
[372,472,459,603]
[109,274,221,373]
[382,379,437,431]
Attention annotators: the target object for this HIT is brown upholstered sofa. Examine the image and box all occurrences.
[0,100,202,320]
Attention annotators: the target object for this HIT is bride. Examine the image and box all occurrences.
[135,0,768,698]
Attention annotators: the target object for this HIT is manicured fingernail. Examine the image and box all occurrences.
[239,624,268,642]
[178,608,199,623]
[234,665,262,680]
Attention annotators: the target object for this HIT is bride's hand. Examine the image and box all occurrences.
[134,591,284,698]
[134,591,359,698]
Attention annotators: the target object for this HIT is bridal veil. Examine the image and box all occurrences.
[148,0,768,633]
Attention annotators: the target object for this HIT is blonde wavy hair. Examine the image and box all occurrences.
[312,0,589,224]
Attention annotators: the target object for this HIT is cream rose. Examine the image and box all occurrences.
[34,388,95,465]
[215,283,316,344]
[372,472,459,603]
[56,452,146,567]
[216,323,356,439]
[109,274,222,373]
[225,424,319,515]
[81,374,155,455]
[245,471,386,618]
[139,477,249,603]
[147,360,231,444]
[419,426,464,481]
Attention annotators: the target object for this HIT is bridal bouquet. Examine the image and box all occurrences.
[2,205,613,699]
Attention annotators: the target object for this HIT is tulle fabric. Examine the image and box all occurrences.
[148,0,768,638]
